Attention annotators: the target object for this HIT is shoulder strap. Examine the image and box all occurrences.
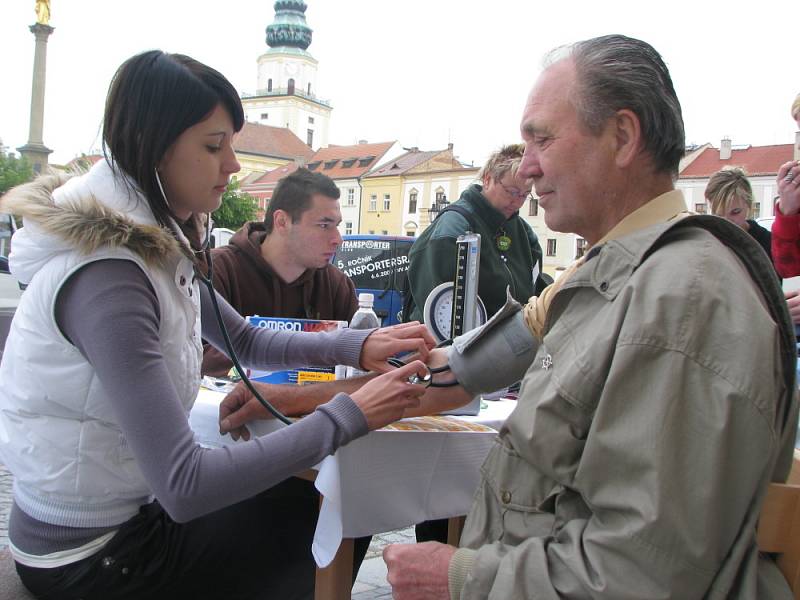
[438,204,478,232]
[657,215,796,400]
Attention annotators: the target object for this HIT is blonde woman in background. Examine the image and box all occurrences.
[705,166,773,263]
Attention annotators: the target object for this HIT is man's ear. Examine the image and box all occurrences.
[612,109,642,169]
[272,209,290,233]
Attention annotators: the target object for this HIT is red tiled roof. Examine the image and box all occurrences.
[250,163,300,185]
[366,150,444,177]
[307,142,396,180]
[239,163,305,209]
[234,122,315,161]
[679,144,794,178]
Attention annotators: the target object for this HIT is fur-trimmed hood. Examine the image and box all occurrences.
[0,160,186,285]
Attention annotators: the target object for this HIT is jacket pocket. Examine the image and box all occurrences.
[480,440,562,545]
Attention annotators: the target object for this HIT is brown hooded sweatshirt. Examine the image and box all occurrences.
[201,221,358,376]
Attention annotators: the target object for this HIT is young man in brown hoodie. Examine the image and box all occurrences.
[202,167,358,377]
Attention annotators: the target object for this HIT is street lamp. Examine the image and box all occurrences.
[428,194,449,220]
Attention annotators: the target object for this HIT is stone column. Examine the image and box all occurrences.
[17,23,54,175]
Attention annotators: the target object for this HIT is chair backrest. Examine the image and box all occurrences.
[757,451,800,598]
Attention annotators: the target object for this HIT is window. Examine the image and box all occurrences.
[409,191,418,214]
[260,113,269,120]
[383,194,391,211]
[307,129,314,147]
[546,238,557,257]
[345,221,353,235]
[528,196,539,216]
[576,238,588,259]
[369,195,377,211]
[287,78,295,95]
[368,229,375,234]
[267,78,273,92]
[347,188,355,206]
[435,189,445,203]
[694,203,706,214]
[753,202,761,218]
[382,230,388,235]
[406,231,415,237]
[308,116,315,124]
[307,82,312,95]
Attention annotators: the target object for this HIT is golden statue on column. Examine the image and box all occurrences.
[35,0,51,25]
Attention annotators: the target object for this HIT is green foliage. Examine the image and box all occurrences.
[0,141,34,195]
[212,179,258,230]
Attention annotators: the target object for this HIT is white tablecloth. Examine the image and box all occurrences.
[189,389,516,567]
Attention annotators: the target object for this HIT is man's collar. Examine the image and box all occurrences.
[593,190,688,248]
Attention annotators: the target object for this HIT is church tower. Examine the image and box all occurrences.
[241,0,331,149]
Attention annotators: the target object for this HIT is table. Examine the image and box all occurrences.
[189,389,516,598]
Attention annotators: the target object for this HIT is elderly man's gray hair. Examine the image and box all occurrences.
[546,34,685,178]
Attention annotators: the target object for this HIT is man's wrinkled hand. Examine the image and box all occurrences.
[384,542,454,600]
[219,382,273,441]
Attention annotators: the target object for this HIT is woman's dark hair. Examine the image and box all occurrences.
[102,50,244,247]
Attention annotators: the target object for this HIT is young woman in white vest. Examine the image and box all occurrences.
[0,50,433,600]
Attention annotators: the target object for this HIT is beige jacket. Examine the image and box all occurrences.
[450,193,798,599]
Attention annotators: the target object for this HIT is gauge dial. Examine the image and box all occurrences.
[422,282,487,343]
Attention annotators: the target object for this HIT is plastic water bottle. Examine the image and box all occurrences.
[345,293,380,378]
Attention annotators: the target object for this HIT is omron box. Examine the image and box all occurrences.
[247,316,347,384]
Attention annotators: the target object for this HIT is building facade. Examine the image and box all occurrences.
[361,145,478,236]
[239,140,403,229]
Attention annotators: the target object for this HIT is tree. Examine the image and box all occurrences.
[0,139,34,195]
[212,179,257,230]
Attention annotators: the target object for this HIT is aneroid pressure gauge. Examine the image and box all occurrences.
[422,233,487,343]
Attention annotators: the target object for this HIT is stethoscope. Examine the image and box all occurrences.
[195,240,295,426]
[157,169,294,425]
[156,171,458,431]
[386,341,458,388]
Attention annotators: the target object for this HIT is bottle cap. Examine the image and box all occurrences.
[358,292,374,305]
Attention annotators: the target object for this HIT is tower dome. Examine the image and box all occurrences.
[266,0,312,51]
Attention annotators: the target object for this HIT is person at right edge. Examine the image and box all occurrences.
[771,94,800,327]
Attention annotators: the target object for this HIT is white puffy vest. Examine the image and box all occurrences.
[0,167,203,528]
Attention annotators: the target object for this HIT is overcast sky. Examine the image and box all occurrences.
[1,0,796,168]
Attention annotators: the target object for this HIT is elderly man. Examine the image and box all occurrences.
[384,34,798,599]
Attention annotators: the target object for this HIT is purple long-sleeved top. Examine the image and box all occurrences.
[10,259,370,555]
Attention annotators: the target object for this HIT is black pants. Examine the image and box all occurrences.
[16,478,370,600]
[415,518,449,544]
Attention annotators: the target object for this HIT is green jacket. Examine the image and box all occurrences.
[451,215,798,599]
[406,184,544,323]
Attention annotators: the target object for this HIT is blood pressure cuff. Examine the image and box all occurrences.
[446,290,539,397]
